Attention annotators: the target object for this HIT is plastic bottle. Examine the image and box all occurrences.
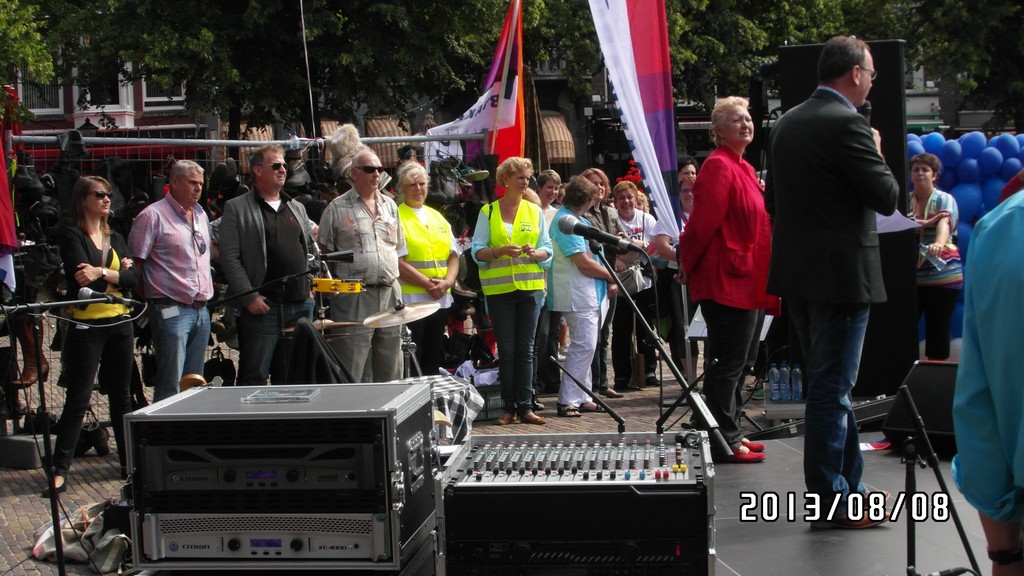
[918,243,947,270]
[288,130,300,150]
[791,363,803,401]
[779,362,791,401]
[768,363,780,402]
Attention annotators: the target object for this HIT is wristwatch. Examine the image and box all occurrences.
[101,268,108,279]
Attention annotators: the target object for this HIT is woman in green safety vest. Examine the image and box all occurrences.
[471,157,553,426]
[396,161,460,376]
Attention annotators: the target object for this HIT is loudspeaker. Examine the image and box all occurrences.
[882,361,957,448]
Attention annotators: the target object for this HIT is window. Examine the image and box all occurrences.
[143,80,185,110]
[20,78,63,115]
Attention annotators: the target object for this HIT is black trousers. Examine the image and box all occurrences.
[53,319,134,477]
[698,300,759,452]
[611,288,657,387]
[533,306,562,393]
[406,306,450,377]
[917,285,960,360]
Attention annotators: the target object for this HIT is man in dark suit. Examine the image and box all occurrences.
[219,144,316,385]
[766,35,899,529]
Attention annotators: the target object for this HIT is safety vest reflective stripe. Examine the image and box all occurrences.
[478,200,546,295]
[399,203,451,295]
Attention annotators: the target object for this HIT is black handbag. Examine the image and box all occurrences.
[204,347,236,386]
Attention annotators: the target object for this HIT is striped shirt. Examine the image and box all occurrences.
[128,195,214,304]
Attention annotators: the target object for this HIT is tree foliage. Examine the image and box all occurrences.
[7,0,1024,132]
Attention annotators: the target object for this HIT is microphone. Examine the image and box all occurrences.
[857,100,872,121]
[558,214,644,254]
[79,287,140,306]
[321,250,355,263]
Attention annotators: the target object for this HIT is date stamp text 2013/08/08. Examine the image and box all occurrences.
[738,491,951,523]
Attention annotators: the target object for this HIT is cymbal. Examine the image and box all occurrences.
[281,319,360,334]
[363,301,440,329]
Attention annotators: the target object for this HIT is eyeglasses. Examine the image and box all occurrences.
[93,191,113,199]
[355,166,387,174]
[192,230,207,255]
[261,162,286,171]
[860,66,877,80]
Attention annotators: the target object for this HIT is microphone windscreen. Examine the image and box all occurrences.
[557,214,578,235]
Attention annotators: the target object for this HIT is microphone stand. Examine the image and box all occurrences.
[589,241,731,456]
[4,297,123,576]
[208,264,319,384]
[897,384,979,576]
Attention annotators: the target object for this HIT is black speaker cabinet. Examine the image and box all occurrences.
[882,361,957,449]
[775,39,919,398]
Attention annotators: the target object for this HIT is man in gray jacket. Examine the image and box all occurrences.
[219,144,315,385]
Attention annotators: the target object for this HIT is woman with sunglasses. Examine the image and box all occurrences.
[49,176,138,496]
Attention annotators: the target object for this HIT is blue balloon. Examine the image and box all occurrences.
[982,177,1008,210]
[956,158,981,183]
[999,157,1022,181]
[993,133,1021,158]
[956,220,973,261]
[950,182,982,221]
[959,131,987,158]
[939,139,962,167]
[1017,133,1024,150]
[907,133,922,144]
[939,169,958,192]
[907,140,926,158]
[922,132,946,155]
[978,147,1004,177]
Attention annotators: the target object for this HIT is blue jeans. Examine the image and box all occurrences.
[486,289,543,415]
[237,298,315,385]
[149,305,211,402]
[788,299,870,512]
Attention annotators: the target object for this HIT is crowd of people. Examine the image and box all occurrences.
[29,35,1023,563]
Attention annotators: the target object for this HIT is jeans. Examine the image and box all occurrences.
[486,289,543,415]
[149,305,211,403]
[788,299,870,512]
[533,306,562,393]
[237,298,314,386]
[699,300,759,452]
[54,319,134,477]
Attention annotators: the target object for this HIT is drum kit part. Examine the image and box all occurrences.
[363,301,440,329]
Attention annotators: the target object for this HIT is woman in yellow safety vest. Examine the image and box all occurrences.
[396,161,460,376]
[471,157,552,426]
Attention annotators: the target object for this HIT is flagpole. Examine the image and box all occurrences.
[490,0,521,154]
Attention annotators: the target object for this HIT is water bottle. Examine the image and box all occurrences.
[918,243,947,270]
[288,130,301,150]
[779,362,791,401]
[791,363,803,401]
[768,363,780,401]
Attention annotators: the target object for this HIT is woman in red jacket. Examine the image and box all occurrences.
[678,96,778,463]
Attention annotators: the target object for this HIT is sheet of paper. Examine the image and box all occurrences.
[876,212,920,234]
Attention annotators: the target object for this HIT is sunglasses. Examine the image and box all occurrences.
[355,166,387,174]
[93,191,114,199]
[262,162,286,171]
[192,230,207,256]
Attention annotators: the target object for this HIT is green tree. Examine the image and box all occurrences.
[0,0,56,117]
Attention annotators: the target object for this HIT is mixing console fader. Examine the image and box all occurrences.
[440,431,714,576]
